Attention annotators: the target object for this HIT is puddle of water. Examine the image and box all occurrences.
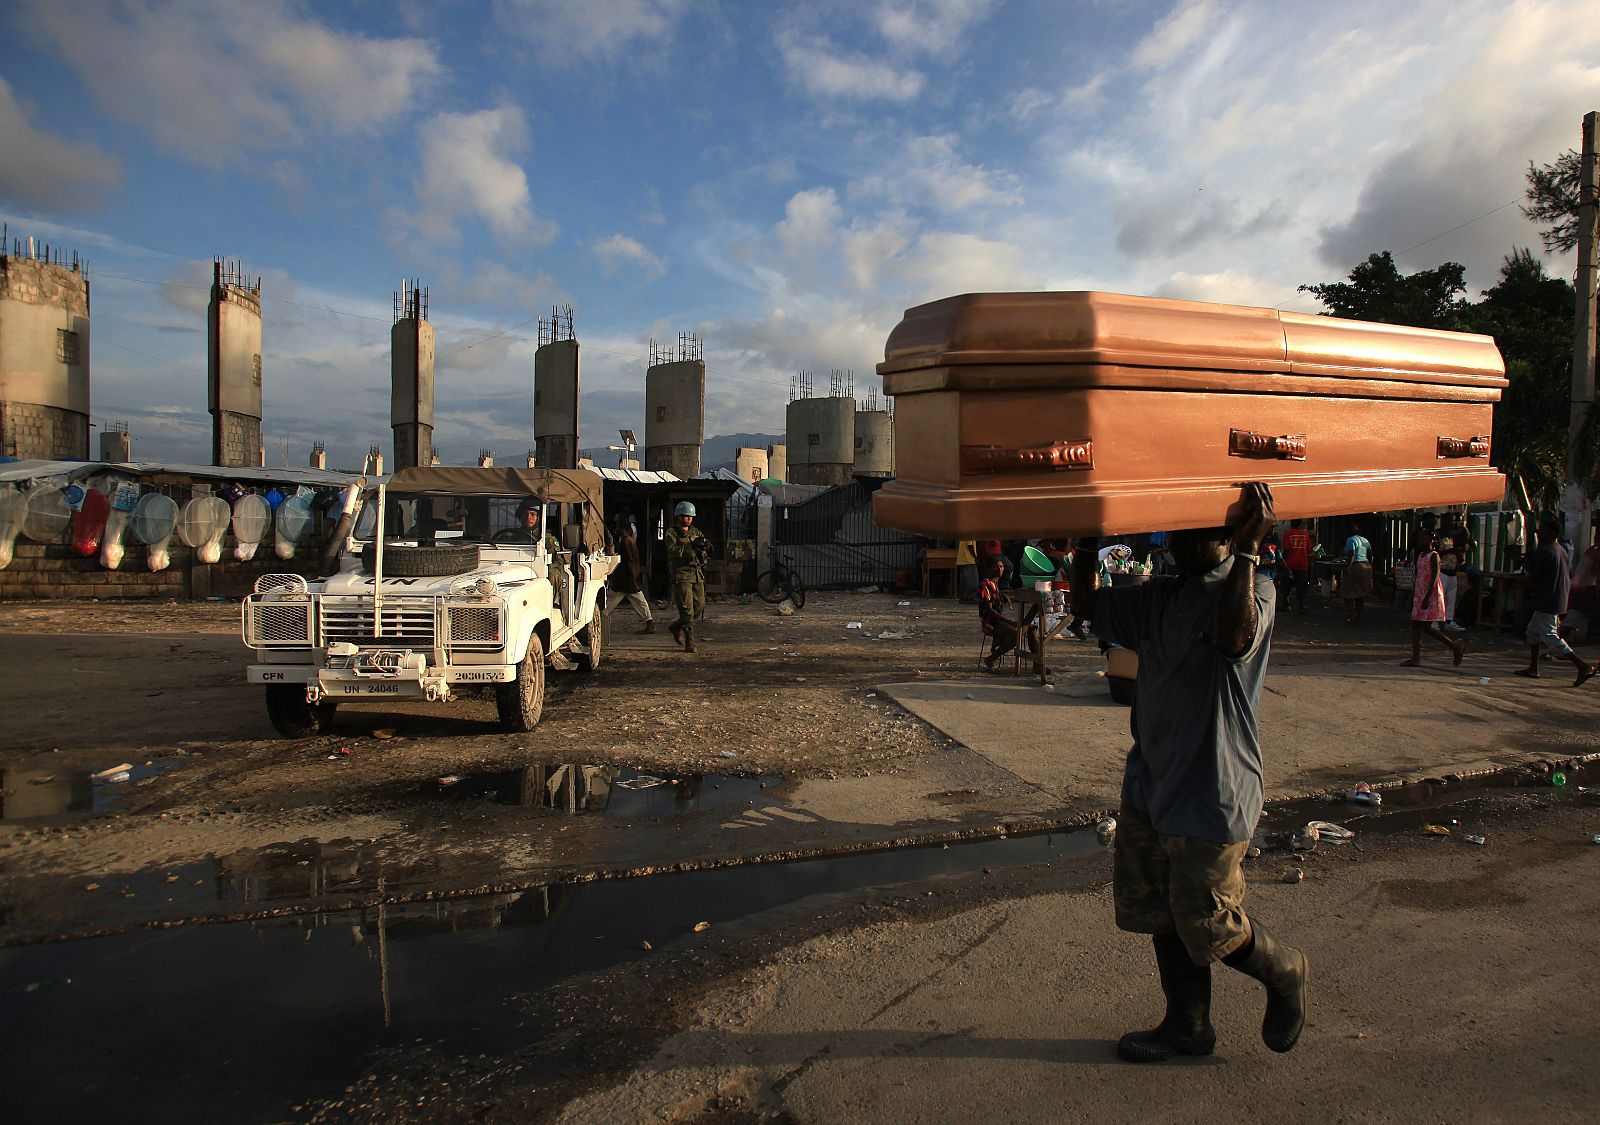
[0,759,182,821]
[0,828,1104,1123]
[406,763,786,820]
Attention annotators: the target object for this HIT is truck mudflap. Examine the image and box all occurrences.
[247,657,515,703]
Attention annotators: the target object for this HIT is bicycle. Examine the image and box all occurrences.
[756,549,807,609]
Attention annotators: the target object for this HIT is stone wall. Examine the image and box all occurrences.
[0,540,324,601]
[0,400,89,460]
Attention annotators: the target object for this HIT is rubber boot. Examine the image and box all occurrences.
[638,621,656,635]
[1223,923,1308,1053]
[1117,933,1216,1063]
[683,625,696,653]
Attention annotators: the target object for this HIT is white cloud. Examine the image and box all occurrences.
[1131,0,1222,70]
[0,77,119,210]
[778,32,925,102]
[399,105,554,245]
[874,0,999,56]
[593,234,667,281]
[18,0,441,161]
[493,0,688,62]
[775,188,844,283]
[852,133,1022,213]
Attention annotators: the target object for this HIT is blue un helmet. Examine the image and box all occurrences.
[674,501,696,517]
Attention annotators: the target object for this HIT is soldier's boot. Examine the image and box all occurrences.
[1223,922,1308,1053]
[669,622,685,646]
[1117,932,1216,1063]
[639,621,657,634]
[682,626,696,653]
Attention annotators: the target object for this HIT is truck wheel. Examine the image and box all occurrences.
[266,685,330,738]
[359,542,479,578]
[576,609,602,671]
[496,635,545,731]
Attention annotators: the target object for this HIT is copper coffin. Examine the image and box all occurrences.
[872,292,1507,538]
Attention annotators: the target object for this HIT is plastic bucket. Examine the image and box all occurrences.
[1020,545,1055,579]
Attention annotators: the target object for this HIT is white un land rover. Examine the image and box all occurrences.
[242,467,618,737]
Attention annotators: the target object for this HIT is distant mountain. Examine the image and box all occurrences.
[578,432,784,472]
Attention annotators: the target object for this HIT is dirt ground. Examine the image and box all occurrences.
[3,589,1598,947]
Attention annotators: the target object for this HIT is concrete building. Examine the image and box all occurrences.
[785,372,855,486]
[0,235,90,460]
[390,279,435,470]
[734,446,768,482]
[208,259,262,467]
[100,421,131,463]
[644,334,705,478]
[310,441,326,470]
[767,443,787,482]
[853,394,894,477]
[534,306,579,469]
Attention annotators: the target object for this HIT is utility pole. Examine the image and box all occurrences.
[1567,111,1599,552]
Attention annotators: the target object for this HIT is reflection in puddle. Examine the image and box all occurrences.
[0,759,183,821]
[415,764,786,819]
[1,829,1101,1123]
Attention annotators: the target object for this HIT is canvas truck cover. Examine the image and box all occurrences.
[380,466,609,551]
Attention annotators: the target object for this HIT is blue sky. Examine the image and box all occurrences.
[1,0,1597,468]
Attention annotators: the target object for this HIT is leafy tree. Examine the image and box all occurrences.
[1297,251,1468,329]
[1459,249,1576,507]
[1522,150,1581,255]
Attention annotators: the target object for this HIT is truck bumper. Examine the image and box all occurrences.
[248,660,515,702]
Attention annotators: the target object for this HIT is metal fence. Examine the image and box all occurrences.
[771,480,921,589]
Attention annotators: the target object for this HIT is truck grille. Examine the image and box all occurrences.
[448,605,502,645]
[320,598,437,648]
[246,601,312,646]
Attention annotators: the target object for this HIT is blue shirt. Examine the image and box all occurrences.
[1344,534,1371,563]
[1095,559,1276,844]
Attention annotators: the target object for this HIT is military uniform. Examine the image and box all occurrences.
[666,525,707,650]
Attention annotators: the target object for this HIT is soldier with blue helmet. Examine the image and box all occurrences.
[666,500,708,652]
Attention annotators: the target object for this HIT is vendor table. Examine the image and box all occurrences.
[1478,569,1524,631]
[1011,587,1074,684]
[923,548,959,598]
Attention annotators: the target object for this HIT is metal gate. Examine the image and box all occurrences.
[771,480,921,589]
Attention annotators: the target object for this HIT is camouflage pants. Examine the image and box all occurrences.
[673,572,704,628]
[1113,804,1252,965]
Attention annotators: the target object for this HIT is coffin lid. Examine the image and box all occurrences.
[878,291,1507,393]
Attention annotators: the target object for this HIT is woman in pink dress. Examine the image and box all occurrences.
[1402,528,1464,667]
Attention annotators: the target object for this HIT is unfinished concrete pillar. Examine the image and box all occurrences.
[390,280,434,470]
[309,440,326,470]
[99,422,130,463]
[534,305,579,469]
[208,259,262,468]
[0,235,91,460]
[644,333,704,478]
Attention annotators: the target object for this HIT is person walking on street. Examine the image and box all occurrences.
[1402,529,1464,668]
[666,501,708,653]
[1280,520,1314,613]
[1439,514,1469,632]
[608,513,654,634]
[1341,524,1374,624]
[1515,517,1597,687]
[1075,483,1308,1064]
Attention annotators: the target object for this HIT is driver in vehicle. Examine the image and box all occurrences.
[506,498,561,554]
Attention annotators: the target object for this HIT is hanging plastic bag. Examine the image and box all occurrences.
[0,490,27,569]
[274,491,315,560]
[22,485,72,543]
[100,480,142,570]
[132,493,180,572]
[231,493,271,561]
[70,485,111,557]
[179,495,231,564]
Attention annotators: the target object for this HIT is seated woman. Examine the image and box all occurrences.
[978,555,1043,674]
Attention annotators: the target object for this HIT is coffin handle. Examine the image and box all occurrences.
[1437,435,1490,459]
[961,440,1094,473]
[1229,429,1307,461]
